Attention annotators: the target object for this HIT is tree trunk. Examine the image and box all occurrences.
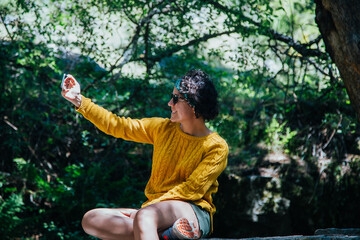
[315,0,360,120]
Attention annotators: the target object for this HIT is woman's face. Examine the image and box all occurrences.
[168,88,195,123]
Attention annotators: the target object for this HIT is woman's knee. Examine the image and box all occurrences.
[81,209,100,233]
[81,208,136,239]
[133,207,158,230]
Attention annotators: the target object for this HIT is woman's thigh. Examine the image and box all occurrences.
[82,208,138,240]
[137,200,199,233]
[84,207,138,220]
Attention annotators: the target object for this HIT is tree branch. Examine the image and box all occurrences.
[269,30,327,59]
[111,4,176,72]
[146,30,237,63]
[0,12,14,41]
[206,0,328,60]
[144,22,151,74]
[83,4,181,91]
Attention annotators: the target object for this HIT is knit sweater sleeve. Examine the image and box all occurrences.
[157,142,228,201]
[75,96,164,144]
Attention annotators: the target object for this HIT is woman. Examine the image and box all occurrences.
[61,69,228,240]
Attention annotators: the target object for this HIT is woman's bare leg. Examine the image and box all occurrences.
[81,208,138,240]
[81,201,200,240]
[133,200,200,240]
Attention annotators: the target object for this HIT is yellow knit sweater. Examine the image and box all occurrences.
[76,96,229,230]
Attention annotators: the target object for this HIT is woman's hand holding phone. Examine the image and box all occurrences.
[61,74,82,108]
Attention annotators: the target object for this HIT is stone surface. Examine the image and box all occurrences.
[315,229,360,236]
[208,229,360,239]
[208,236,360,240]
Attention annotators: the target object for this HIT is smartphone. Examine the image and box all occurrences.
[61,73,68,89]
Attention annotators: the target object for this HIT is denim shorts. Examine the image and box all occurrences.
[189,203,211,238]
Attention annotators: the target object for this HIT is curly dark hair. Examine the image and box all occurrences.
[177,69,219,121]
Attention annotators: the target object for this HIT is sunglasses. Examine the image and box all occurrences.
[171,93,186,105]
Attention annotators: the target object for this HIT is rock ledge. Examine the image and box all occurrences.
[209,228,360,240]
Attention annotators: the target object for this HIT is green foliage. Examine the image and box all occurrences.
[0,192,24,237]
[1,0,360,238]
[265,117,297,153]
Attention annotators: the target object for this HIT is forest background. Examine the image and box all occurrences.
[1,0,360,239]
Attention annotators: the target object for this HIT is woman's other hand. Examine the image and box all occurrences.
[61,74,82,108]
